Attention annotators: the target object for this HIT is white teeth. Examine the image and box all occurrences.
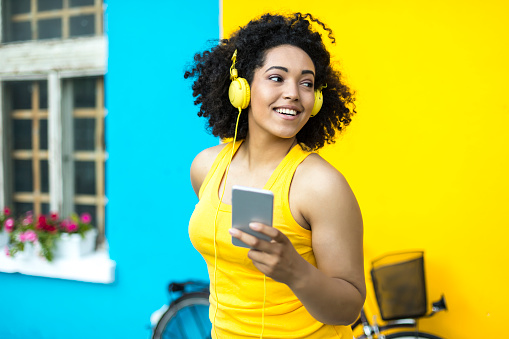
[276,108,298,116]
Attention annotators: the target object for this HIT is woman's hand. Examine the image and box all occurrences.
[229,222,306,285]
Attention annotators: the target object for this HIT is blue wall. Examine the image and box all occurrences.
[0,1,219,338]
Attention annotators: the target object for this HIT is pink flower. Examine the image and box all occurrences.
[37,215,57,233]
[3,207,10,216]
[50,212,59,221]
[60,219,69,229]
[80,213,92,224]
[4,246,10,257]
[4,218,14,233]
[36,215,47,230]
[67,223,78,233]
[60,219,78,232]
[19,232,26,242]
[22,216,33,225]
[24,230,37,243]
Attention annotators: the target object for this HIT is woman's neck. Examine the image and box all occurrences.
[240,134,297,170]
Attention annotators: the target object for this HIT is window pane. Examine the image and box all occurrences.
[74,118,95,151]
[75,204,97,227]
[75,161,96,194]
[13,120,32,150]
[10,0,31,14]
[70,14,96,37]
[40,119,48,150]
[14,160,33,192]
[41,203,50,215]
[10,82,32,110]
[14,203,33,218]
[38,18,62,40]
[41,160,49,193]
[8,21,32,42]
[37,0,63,11]
[39,81,48,109]
[70,0,95,7]
[73,78,96,108]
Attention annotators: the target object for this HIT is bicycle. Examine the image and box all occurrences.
[352,251,448,339]
[151,280,211,339]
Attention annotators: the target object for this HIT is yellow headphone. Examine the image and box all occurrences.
[228,49,324,117]
[229,50,251,110]
[311,86,324,117]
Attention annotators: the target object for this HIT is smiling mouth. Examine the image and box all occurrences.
[275,108,299,116]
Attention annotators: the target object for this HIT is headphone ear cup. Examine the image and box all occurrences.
[310,89,323,117]
[229,77,251,109]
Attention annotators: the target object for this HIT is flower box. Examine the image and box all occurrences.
[3,209,96,262]
[54,228,97,259]
[16,242,36,261]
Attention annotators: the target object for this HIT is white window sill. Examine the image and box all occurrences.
[0,249,116,284]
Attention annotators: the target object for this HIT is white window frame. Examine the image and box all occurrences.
[0,1,114,283]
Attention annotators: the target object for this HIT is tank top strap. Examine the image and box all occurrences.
[198,140,243,199]
[265,143,313,193]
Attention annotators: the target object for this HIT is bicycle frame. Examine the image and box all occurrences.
[352,295,447,339]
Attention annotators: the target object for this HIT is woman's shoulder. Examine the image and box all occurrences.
[192,142,228,166]
[293,153,351,198]
[292,152,361,232]
[298,153,344,178]
[190,143,228,196]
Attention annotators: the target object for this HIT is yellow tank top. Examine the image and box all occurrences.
[189,141,353,338]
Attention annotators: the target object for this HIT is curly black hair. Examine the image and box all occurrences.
[184,12,356,151]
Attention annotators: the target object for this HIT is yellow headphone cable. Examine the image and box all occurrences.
[212,107,241,338]
[211,107,267,339]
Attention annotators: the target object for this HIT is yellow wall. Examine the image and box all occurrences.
[222,1,509,337]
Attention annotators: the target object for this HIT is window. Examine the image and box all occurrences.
[3,77,106,243]
[2,0,104,43]
[0,0,112,282]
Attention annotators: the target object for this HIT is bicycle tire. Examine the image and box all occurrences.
[152,292,211,339]
[385,331,444,339]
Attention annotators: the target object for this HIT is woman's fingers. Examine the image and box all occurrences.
[229,226,271,250]
[248,222,283,240]
[230,223,300,283]
[229,222,281,248]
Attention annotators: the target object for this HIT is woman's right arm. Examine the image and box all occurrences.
[190,144,225,197]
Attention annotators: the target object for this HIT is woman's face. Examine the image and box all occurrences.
[247,44,316,141]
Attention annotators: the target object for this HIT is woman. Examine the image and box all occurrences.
[186,12,365,338]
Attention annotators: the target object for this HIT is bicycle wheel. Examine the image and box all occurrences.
[385,331,444,339]
[152,292,211,339]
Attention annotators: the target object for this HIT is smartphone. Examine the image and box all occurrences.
[231,185,274,248]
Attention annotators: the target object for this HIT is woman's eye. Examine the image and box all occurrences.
[302,81,314,88]
[269,75,283,82]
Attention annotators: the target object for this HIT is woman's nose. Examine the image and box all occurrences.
[282,82,299,100]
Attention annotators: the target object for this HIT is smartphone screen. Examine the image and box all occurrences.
[231,185,274,248]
